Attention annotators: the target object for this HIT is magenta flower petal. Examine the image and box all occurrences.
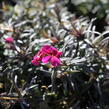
[51,47,58,55]
[42,56,51,63]
[42,45,51,49]
[33,56,40,60]
[31,56,41,66]
[4,37,14,43]
[56,51,62,58]
[33,55,37,60]
[41,45,51,54]
[31,59,40,66]
[51,56,61,67]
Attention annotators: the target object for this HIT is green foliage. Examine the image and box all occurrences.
[0,0,109,109]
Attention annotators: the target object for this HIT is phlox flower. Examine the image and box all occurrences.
[31,45,62,67]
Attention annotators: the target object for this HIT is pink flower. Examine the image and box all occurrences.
[4,37,14,43]
[31,45,62,67]
[31,56,41,66]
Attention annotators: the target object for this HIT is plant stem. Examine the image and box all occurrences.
[51,68,57,92]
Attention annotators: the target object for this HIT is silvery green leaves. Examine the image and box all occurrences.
[0,0,109,109]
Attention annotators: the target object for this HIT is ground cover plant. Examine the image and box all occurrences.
[0,0,109,109]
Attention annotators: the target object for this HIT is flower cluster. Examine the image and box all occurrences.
[31,45,62,67]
